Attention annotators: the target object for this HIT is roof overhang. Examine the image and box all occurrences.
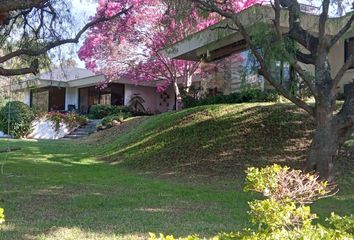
[12,74,106,91]
[161,4,354,62]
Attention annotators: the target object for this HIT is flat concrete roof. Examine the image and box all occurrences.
[161,4,354,61]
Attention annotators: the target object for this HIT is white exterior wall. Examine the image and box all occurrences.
[65,87,78,111]
[124,84,175,114]
[23,89,31,106]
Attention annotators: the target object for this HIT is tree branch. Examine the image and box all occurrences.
[318,0,330,44]
[0,60,39,76]
[279,0,318,52]
[193,0,314,116]
[295,50,314,64]
[329,13,354,48]
[0,6,132,75]
[272,0,317,98]
[333,51,354,93]
[0,0,47,15]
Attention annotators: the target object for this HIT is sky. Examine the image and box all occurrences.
[55,0,98,68]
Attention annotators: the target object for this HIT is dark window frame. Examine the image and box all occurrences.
[344,37,354,69]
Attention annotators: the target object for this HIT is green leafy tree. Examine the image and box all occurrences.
[0,0,130,76]
[167,0,354,180]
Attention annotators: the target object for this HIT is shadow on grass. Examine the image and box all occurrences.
[100,104,314,181]
[0,139,252,239]
[0,103,352,239]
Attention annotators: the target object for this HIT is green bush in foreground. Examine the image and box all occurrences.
[0,208,4,224]
[150,165,354,240]
[0,101,35,138]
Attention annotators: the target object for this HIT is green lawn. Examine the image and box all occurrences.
[0,103,353,239]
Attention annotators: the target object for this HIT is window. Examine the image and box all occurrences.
[31,90,49,112]
[344,37,354,69]
[100,93,111,105]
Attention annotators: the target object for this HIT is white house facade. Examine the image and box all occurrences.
[13,67,176,114]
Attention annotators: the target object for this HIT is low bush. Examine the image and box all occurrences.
[47,112,88,131]
[128,94,147,115]
[89,104,130,119]
[0,208,4,224]
[97,112,131,131]
[150,165,353,240]
[182,89,279,108]
[0,101,35,138]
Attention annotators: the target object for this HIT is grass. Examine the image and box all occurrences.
[90,103,315,181]
[0,103,353,239]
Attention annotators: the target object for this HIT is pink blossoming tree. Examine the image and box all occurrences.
[79,0,261,109]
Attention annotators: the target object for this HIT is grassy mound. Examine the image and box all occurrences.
[90,103,316,181]
[0,103,352,239]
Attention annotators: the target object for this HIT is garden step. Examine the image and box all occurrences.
[63,135,82,139]
[62,119,100,139]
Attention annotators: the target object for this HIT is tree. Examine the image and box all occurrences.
[169,0,354,180]
[0,0,132,76]
[79,0,221,110]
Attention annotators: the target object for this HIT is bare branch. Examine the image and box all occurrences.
[318,0,330,44]
[329,13,354,48]
[0,59,39,76]
[272,0,317,98]
[295,50,314,64]
[333,51,354,91]
[279,0,318,52]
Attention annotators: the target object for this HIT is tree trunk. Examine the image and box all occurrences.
[306,49,340,181]
[186,74,193,92]
[173,81,182,110]
[306,120,339,182]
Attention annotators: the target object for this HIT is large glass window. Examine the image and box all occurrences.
[31,90,49,112]
[78,83,125,113]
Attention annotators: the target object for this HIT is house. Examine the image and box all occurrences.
[13,67,176,114]
[161,4,354,95]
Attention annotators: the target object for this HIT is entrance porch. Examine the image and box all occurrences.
[30,83,125,113]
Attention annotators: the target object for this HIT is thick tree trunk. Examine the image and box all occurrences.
[306,120,339,182]
[307,53,339,181]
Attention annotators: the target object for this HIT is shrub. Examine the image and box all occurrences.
[89,104,130,119]
[182,90,279,108]
[0,208,4,224]
[47,111,65,131]
[75,114,88,126]
[98,112,131,131]
[150,165,353,240]
[47,112,88,131]
[128,94,147,115]
[0,101,35,138]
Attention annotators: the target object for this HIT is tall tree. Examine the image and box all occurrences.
[169,0,354,180]
[0,0,131,76]
[79,0,222,110]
